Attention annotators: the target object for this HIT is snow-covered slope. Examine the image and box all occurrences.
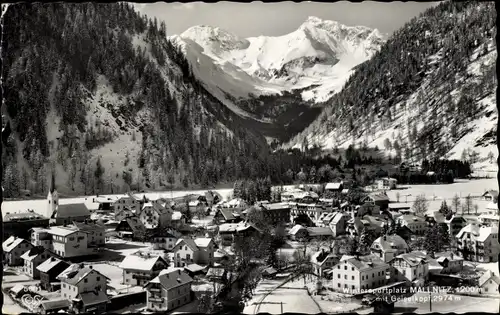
[170,17,386,117]
[286,1,497,173]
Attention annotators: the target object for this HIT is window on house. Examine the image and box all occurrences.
[352,285,355,290]
[352,276,355,280]
[97,276,100,281]
[344,275,347,279]
[351,267,354,271]
[337,283,340,288]
[372,273,375,278]
[344,266,347,270]
[84,278,88,283]
[338,274,340,279]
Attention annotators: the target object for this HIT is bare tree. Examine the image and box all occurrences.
[412,194,429,216]
[451,194,461,213]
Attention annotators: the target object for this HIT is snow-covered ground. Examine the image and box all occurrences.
[244,277,322,314]
[1,188,233,218]
[385,178,498,216]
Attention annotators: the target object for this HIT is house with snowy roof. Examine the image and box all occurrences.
[172,237,215,267]
[322,212,347,236]
[288,224,308,241]
[456,223,500,262]
[115,215,146,240]
[72,221,106,248]
[213,208,243,224]
[112,193,143,214]
[119,252,170,286]
[3,236,33,266]
[145,269,193,311]
[482,190,499,202]
[37,257,71,291]
[171,211,186,230]
[478,270,500,296]
[363,192,390,210]
[311,247,340,278]
[390,252,429,284]
[325,181,344,193]
[370,234,410,263]
[3,210,49,240]
[396,214,427,235]
[330,254,390,292]
[217,221,261,246]
[57,263,110,313]
[151,229,179,251]
[376,178,398,190]
[139,202,173,229]
[21,246,58,279]
[45,226,98,258]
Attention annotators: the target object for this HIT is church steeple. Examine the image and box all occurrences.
[49,172,56,193]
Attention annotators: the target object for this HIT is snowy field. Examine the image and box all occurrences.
[385,178,498,216]
[1,188,233,218]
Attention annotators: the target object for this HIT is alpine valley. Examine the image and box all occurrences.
[1,1,497,198]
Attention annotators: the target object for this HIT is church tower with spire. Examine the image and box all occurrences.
[47,172,59,218]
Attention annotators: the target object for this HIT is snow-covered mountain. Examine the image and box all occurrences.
[170,17,386,122]
[286,2,497,174]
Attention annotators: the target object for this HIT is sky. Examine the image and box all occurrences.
[132,1,442,38]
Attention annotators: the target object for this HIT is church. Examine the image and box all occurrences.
[47,173,91,225]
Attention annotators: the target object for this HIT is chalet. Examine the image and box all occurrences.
[478,271,500,295]
[112,193,142,214]
[376,178,397,190]
[119,252,169,286]
[115,216,146,240]
[330,254,390,292]
[311,248,340,278]
[218,222,261,246]
[370,234,409,263]
[45,226,98,258]
[396,215,427,235]
[21,246,57,279]
[260,203,291,225]
[291,202,332,224]
[363,192,390,210]
[145,269,193,311]
[139,202,173,229]
[152,230,179,251]
[456,223,500,262]
[213,208,243,224]
[48,185,90,225]
[37,257,71,291]
[3,210,49,239]
[57,263,110,313]
[72,221,106,248]
[322,212,347,236]
[3,236,33,266]
[482,190,499,202]
[390,252,429,284]
[30,227,53,249]
[172,237,215,267]
[325,181,344,193]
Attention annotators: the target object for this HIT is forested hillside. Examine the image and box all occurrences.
[288,1,497,171]
[1,3,274,197]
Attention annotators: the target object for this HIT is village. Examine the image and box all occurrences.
[2,173,500,314]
